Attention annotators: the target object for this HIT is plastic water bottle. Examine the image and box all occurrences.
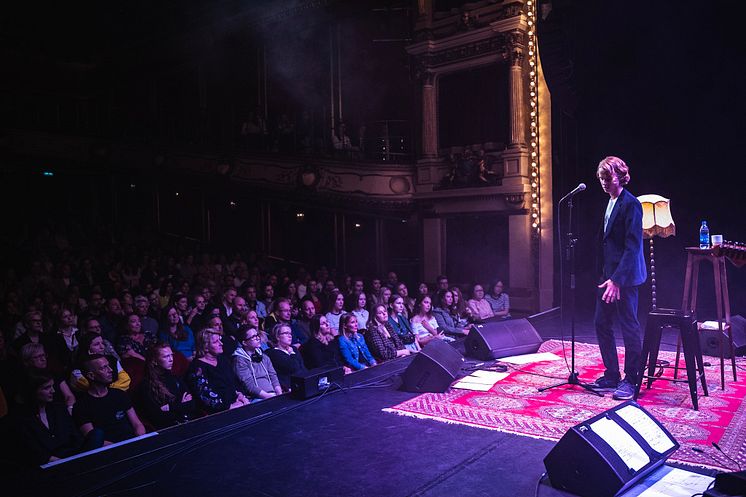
[699,221,710,249]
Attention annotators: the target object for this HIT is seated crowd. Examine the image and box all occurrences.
[0,238,512,467]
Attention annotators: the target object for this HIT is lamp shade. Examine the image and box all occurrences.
[637,194,675,239]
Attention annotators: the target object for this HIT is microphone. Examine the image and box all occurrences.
[560,183,586,203]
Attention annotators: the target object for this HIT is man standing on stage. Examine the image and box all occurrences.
[590,156,647,400]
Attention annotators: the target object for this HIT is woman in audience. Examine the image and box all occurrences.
[300,315,348,372]
[377,286,392,309]
[449,286,472,327]
[159,306,195,360]
[338,313,377,371]
[12,372,103,465]
[366,304,409,362]
[388,294,420,353]
[395,283,414,318]
[19,343,76,413]
[350,292,369,330]
[232,326,283,401]
[158,278,175,310]
[117,314,149,361]
[324,290,345,336]
[484,279,511,320]
[139,342,196,428]
[467,284,495,321]
[246,309,269,350]
[69,333,131,392]
[418,282,430,299]
[432,289,471,336]
[186,328,249,413]
[267,323,307,391]
[411,295,449,346]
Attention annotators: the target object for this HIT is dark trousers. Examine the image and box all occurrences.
[594,285,642,385]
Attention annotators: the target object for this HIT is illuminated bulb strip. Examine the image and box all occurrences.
[526,0,540,234]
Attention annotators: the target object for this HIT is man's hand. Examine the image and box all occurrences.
[598,279,621,303]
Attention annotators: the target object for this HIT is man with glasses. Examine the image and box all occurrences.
[232,326,283,401]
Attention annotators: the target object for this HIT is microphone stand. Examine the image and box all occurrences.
[539,196,602,396]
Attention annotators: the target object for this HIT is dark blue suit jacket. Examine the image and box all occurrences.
[599,188,647,287]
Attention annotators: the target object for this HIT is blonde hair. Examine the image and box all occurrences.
[597,156,630,186]
[195,327,222,358]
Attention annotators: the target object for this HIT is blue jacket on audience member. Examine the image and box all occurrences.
[338,333,377,370]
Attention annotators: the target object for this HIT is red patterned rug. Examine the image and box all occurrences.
[384,340,746,471]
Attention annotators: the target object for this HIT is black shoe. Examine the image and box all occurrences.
[590,376,619,392]
[612,379,635,400]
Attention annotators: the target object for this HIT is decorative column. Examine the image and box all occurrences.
[421,72,438,158]
[507,35,526,148]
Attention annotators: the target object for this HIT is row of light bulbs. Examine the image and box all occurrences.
[527,0,540,235]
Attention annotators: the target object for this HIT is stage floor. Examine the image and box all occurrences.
[25,309,717,497]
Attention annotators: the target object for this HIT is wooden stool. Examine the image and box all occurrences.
[634,308,708,410]
[678,247,736,389]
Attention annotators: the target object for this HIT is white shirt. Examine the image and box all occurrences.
[604,196,619,232]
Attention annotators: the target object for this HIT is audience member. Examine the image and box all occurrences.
[134,295,159,341]
[449,286,472,327]
[350,292,369,330]
[417,282,430,298]
[49,308,79,372]
[411,295,450,347]
[432,290,471,336]
[98,297,125,345]
[117,314,149,362]
[467,284,495,322]
[324,291,345,336]
[219,288,237,322]
[186,293,210,332]
[294,299,315,347]
[484,280,511,320]
[159,307,195,361]
[186,328,248,413]
[70,333,131,392]
[300,315,347,371]
[436,275,449,293]
[366,304,409,362]
[394,283,414,318]
[20,342,76,411]
[11,310,52,358]
[12,372,103,465]
[72,354,146,444]
[244,285,267,319]
[81,317,120,360]
[388,294,420,353]
[139,343,196,428]
[232,326,282,401]
[222,296,249,339]
[266,323,307,392]
[368,278,383,307]
[338,313,376,371]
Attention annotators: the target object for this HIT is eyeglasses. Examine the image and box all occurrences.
[245,335,260,341]
[278,331,293,336]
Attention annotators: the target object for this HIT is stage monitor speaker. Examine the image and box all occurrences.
[464,318,543,360]
[290,365,345,400]
[699,315,746,358]
[401,339,464,393]
[544,401,679,497]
